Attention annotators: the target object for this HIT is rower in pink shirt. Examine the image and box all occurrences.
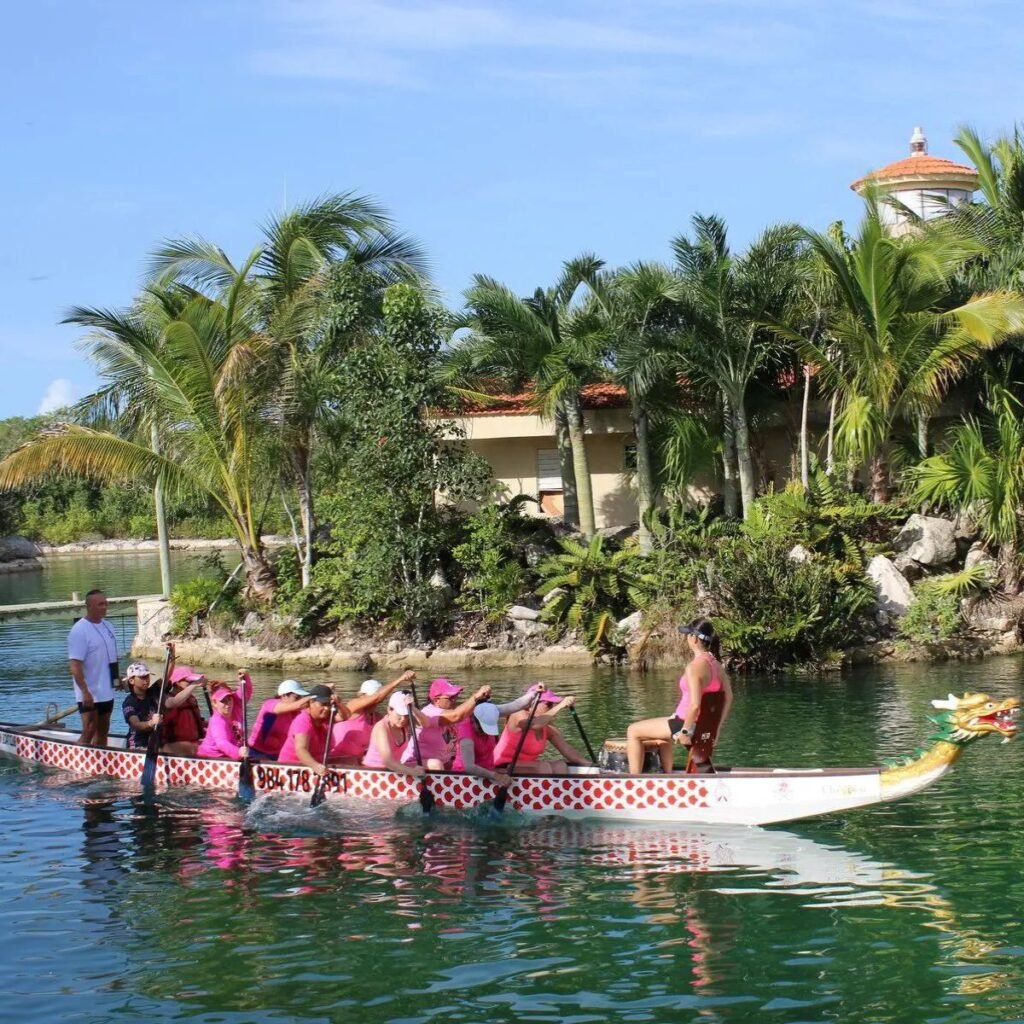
[278,685,337,773]
[248,679,313,759]
[452,683,544,785]
[330,671,414,764]
[399,678,491,770]
[197,671,254,760]
[363,691,430,778]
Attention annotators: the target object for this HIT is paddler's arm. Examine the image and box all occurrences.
[676,661,710,746]
[456,737,510,787]
[345,670,414,716]
[495,683,544,717]
[437,686,491,727]
[294,730,326,777]
[548,725,590,766]
[530,695,575,728]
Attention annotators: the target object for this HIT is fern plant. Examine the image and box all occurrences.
[536,535,643,653]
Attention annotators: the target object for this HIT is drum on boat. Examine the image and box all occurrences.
[599,737,662,773]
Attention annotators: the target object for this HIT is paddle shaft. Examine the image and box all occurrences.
[13,705,79,733]
[141,646,173,787]
[494,690,543,811]
[310,704,337,807]
[569,706,598,764]
[237,672,255,800]
[408,683,434,812]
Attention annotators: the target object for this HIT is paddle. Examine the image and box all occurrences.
[140,644,173,790]
[568,705,598,764]
[237,670,255,802]
[13,704,79,733]
[492,689,543,813]
[310,703,337,808]
[408,683,434,813]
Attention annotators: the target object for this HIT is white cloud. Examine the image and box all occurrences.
[37,378,78,415]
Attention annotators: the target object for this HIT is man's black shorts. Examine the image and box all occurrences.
[78,699,114,715]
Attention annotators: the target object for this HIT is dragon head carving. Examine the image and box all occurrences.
[930,692,1020,744]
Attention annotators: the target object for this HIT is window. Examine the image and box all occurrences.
[536,449,562,491]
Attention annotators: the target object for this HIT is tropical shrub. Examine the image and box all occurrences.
[897,587,962,644]
[169,555,242,635]
[537,535,642,653]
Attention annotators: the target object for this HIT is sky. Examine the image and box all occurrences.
[1,0,1021,417]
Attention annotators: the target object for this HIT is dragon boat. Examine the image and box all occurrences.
[0,691,1016,826]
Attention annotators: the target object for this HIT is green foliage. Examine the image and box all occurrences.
[536,535,642,653]
[697,534,875,670]
[451,498,537,621]
[897,586,963,645]
[169,553,243,635]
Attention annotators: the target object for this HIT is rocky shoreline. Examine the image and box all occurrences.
[0,535,286,574]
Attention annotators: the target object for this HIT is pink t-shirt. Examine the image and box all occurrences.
[197,714,245,760]
[400,703,458,766]
[330,711,377,759]
[451,718,496,772]
[248,698,302,757]
[363,719,409,768]
[277,710,330,765]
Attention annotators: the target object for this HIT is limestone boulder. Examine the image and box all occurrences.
[788,543,812,564]
[507,604,540,621]
[965,595,1024,633]
[893,515,958,568]
[867,555,914,619]
[0,536,40,562]
[964,542,998,581]
[135,597,172,648]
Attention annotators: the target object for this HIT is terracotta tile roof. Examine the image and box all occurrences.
[851,155,978,192]
[456,382,628,416]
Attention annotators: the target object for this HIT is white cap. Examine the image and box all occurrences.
[359,679,383,696]
[473,702,501,736]
[277,679,310,697]
[388,691,412,715]
[126,662,151,679]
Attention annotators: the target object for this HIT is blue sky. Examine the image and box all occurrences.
[1,0,1020,417]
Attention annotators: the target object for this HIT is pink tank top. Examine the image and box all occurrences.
[492,720,549,767]
[674,653,723,720]
[362,720,409,768]
[331,711,377,759]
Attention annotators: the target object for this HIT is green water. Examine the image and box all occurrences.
[1,553,1023,1023]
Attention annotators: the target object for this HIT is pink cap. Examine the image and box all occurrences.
[539,690,562,705]
[211,686,236,703]
[170,665,205,684]
[428,677,463,701]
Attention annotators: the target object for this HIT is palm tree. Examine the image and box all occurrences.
[672,215,801,518]
[447,256,607,538]
[0,288,282,599]
[912,368,1024,590]
[798,205,1024,502]
[592,262,683,551]
[149,193,427,587]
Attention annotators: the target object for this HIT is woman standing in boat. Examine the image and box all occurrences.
[625,618,732,774]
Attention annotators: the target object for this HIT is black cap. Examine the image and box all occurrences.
[678,625,712,642]
[308,684,333,704]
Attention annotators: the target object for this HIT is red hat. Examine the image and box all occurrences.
[428,678,463,701]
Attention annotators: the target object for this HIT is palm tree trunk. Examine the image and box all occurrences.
[917,414,929,460]
[826,392,838,475]
[733,399,757,519]
[634,405,654,553]
[564,394,596,538]
[150,423,171,599]
[999,537,1021,594]
[800,365,811,489]
[869,451,891,504]
[554,405,580,529]
[293,446,314,589]
[721,394,739,518]
[240,543,277,602]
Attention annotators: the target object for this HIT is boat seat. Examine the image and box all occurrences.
[685,690,724,774]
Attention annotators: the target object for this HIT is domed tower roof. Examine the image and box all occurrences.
[851,126,978,194]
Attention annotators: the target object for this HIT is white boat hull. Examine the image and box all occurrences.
[0,723,899,826]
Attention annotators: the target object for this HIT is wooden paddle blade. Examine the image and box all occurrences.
[419,784,435,814]
[238,758,256,802]
[140,738,159,790]
[309,779,327,808]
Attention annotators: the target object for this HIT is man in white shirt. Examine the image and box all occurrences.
[68,589,119,747]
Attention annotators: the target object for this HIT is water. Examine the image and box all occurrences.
[2,552,1024,1023]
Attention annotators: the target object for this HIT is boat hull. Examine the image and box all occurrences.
[0,723,887,826]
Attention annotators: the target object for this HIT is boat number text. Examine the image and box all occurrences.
[254,764,343,794]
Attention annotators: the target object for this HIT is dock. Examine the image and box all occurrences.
[0,594,161,622]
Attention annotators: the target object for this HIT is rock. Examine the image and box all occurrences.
[240,611,263,634]
[541,587,567,605]
[512,618,546,637]
[385,640,403,653]
[429,565,453,599]
[136,596,173,646]
[787,544,812,564]
[952,512,979,543]
[867,555,914,619]
[617,610,642,633]
[964,542,998,579]
[893,514,957,568]
[893,554,925,583]
[467,641,488,650]
[0,536,41,562]
[354,652,376,672]
[965,595,1024,633]
[596,524,637,544]
[523,544,549,568]
[507,604,540,621]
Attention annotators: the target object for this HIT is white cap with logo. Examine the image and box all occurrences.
[277,679,310,698]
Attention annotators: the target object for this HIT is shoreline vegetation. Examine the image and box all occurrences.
[4,128,1024,671]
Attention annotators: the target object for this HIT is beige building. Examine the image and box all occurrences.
[445,384,639,530]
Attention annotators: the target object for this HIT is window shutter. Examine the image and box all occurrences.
[536,449,562,491]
